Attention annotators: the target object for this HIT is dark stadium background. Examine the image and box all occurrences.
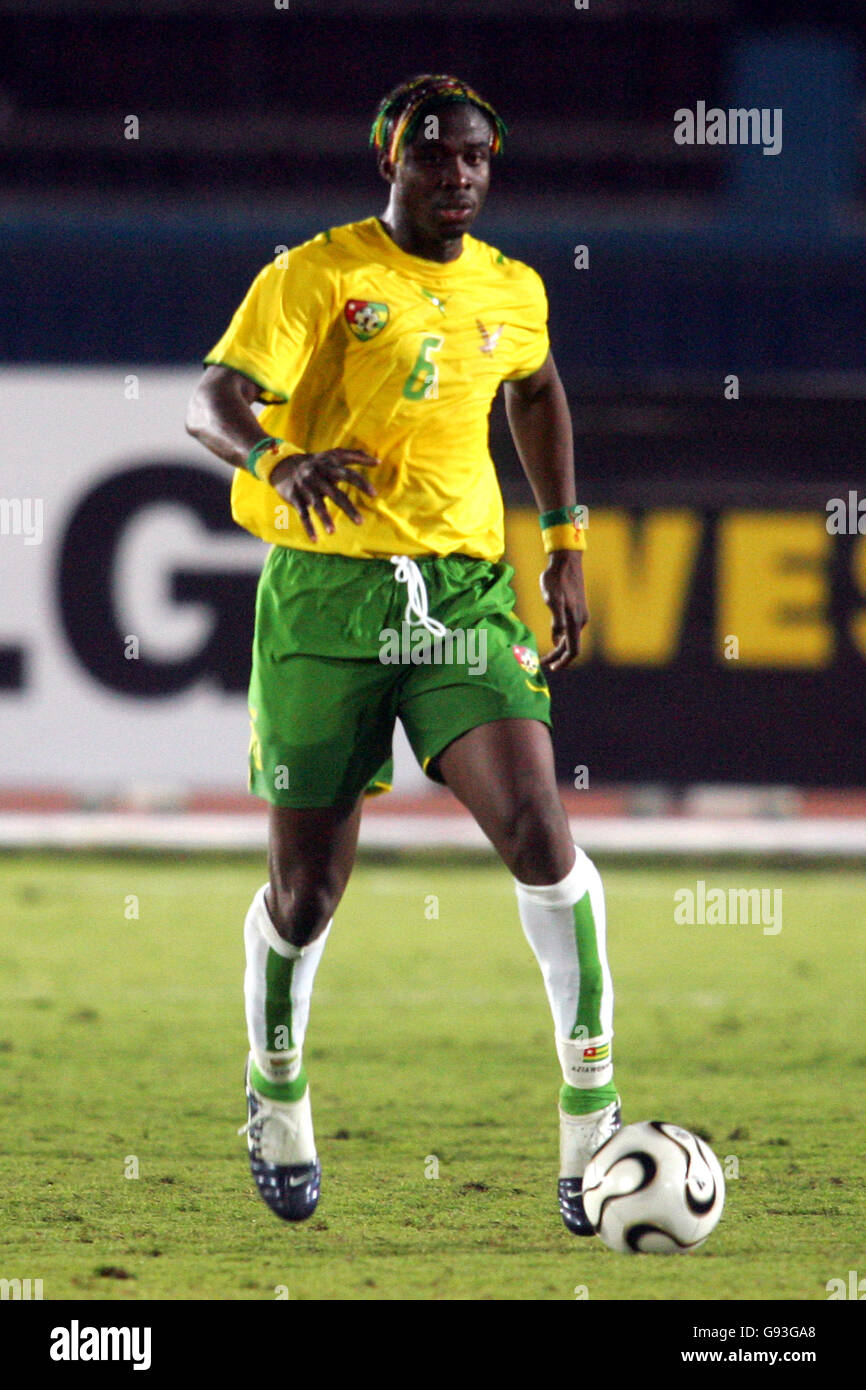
[3,0,865,802]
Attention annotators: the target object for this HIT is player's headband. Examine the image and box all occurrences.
[370,75,507,164]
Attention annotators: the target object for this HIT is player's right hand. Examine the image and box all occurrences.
[269,448,379,540]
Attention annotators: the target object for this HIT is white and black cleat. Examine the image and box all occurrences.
[558,1100,621,1236]
[239,1062,321,1222]
[558,1175,594,1236]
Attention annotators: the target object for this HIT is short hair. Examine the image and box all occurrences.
[369,74,507,164]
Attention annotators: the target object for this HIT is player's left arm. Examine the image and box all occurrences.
[503,351,587,670]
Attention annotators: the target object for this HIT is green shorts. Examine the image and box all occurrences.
[248,547,551,808]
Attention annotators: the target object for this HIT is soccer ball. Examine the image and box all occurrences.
[581,1121,725,1254]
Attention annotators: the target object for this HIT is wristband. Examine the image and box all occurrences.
[540,503,587,553]
[541,523,587,553]
[245,436,304,485]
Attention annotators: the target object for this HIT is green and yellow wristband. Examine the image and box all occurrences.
[540,504,587,553]
[245,436,304,485]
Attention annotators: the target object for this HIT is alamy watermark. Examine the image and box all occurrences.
[50,1321,151,1370]
[378,622,487,675]
[1,1277,43,1300]
[674,880,782,935]
[826,491,866,535]
[0,497,43,545]
[674,102,782,156]
[826,1270,865,1299]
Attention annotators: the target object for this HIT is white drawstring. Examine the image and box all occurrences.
[390,555,448,637]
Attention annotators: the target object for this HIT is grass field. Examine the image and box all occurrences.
[0,851,864,1303]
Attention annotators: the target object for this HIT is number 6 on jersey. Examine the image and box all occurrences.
[402,334,444,400]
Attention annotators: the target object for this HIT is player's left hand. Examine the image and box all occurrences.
[539,550,588,670]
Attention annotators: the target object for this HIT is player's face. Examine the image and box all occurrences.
[384,104,492,250]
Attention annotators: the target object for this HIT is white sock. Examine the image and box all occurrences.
[243,883,330,1089]
[515,846,615,1092]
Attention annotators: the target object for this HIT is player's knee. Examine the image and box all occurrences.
[268,875,338,948]
[502,793,572,883]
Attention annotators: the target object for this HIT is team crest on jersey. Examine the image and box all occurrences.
[345,299,389,340]
[512,644,540,676]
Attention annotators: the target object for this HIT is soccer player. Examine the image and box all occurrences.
[186,74,621,1235]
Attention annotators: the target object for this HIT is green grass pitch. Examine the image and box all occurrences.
[0,852,863,1302]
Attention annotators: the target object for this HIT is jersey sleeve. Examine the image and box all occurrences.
[204,244,335,404]
[501,266,550,382]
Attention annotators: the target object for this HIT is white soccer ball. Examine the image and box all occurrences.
[582,1120,725,1254]
[355,305,380,332]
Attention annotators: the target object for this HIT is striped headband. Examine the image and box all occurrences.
[370,75,507,163]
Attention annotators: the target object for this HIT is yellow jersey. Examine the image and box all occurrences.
[204,216,549,560]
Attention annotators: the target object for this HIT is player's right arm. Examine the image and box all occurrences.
[185,363,378,539]
[185,363,266,468]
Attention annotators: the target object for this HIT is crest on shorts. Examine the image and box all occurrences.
[345,299,389,340]
[512,644,540,676]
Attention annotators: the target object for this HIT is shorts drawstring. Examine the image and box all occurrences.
[390,556,448,638]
